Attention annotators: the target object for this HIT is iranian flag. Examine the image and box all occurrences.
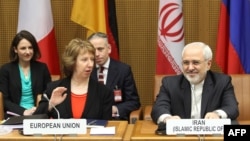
[17,0,60,75]
[156,0,185,75]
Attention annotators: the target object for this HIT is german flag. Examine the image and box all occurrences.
[71,0,119,60]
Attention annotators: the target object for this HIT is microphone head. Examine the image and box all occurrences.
[43,93,49,101]
[155,122,166,135]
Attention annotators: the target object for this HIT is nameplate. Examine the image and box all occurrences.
[166,119,231,135]
[23,119,87,135]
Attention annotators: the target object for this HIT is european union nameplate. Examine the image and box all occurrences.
[23,119,87,135]
[166,119,231,135]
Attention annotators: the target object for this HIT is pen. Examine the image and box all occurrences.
[88,120,97,125]
[6,111,20,116]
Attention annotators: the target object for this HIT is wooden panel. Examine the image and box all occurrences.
[0,0,224,108]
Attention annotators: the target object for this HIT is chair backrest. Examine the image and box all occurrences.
[51,75,61,81]
[153,75,168,101]
[230,74,250,120]
[0,92,4,120]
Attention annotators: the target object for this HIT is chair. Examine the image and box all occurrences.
[143,74,250,121]
[129,107,142,124]
[0,92,4,120]
[230,74,250,120]
[51,75,61,81]
[143,75,166,120]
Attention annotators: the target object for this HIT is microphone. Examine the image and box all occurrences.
[43,93,60,119]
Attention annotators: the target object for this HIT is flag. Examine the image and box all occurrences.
[17,0,60,75]
[216,0,250,74]
[71,0,119,60]
[156,0,185,75]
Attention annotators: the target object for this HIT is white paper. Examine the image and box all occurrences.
[90,126,115,135]
[0,124,23,129]
[0,126,13,135]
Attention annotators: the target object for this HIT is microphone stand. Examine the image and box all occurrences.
[43,93,60,119]
[43,93,65,141]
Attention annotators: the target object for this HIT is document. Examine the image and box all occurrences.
[86,119,108,128]
[0,126,12,135]
[90,126,115,135]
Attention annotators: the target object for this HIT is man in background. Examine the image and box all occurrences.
[88,32,141,120]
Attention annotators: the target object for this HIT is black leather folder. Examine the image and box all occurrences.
[2,114,48,125]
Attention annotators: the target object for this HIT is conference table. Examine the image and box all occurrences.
[0,120,128,141]
[126,120,250,141]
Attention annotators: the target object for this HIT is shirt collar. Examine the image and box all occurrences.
[96,57,110,69]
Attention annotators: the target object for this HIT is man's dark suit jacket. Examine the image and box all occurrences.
[0,61,51,117]
[91,58,141,120]
[34,77,114,120]
[151,71,239,124]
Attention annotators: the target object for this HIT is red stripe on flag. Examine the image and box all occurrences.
[104,0,119,60]
[71,0,119,60]
[38,28,60,75]
[216,2,244,74]
[156,47,176,74]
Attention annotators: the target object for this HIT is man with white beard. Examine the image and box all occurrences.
[151,42,239,124]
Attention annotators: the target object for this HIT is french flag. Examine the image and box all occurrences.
[17,0,60,75]
[216,0,250,74]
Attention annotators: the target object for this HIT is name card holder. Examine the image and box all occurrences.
[166,119,231,135]
[23,119,87,135]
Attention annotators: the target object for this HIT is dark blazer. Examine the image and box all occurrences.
[0,61,51,117]
[91,58,141,120]
[151,71,239,124]
[34,77,114,120]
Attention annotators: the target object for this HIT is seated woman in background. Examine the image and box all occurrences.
[34,38,113,120]
[0,30,51,118]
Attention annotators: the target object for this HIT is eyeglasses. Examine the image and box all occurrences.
[182,60,206,66]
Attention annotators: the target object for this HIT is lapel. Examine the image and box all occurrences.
[30,62,36,93]
[200,73,213,117]
[82,78,96,116]
[91,67,98,81]
[106,59,118,88]
[63,78,74,117]
[12,63,22,91]
[181,77,192,118]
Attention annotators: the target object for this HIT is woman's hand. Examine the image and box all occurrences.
[23,107,36,116]
[49,87,67,109]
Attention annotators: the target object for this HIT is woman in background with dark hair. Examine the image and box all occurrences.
[0,30,51,118]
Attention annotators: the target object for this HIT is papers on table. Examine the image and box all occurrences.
[86,119,108,128]
[0,126,13,135]
[90,126,116,135]
[0,124,23,129]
